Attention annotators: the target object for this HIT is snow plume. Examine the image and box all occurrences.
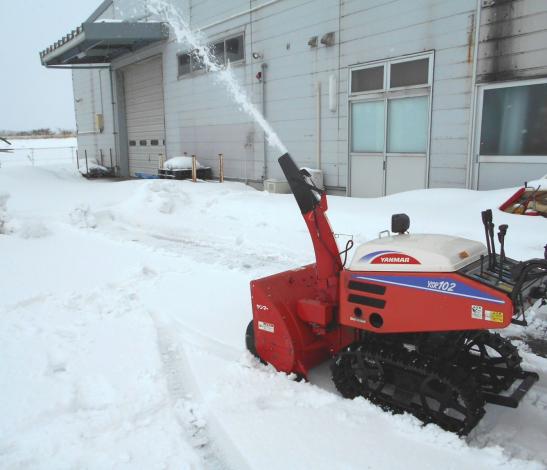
[147,0,288,154]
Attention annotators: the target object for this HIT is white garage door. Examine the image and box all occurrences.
[123,56,166,177]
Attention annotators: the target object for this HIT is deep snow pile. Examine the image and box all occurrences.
[1,163,546,469]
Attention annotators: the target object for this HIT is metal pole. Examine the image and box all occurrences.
[76,149,79,170]
[109,148,113,169]
[219,153,224,183]
[85,149,89,174]
[100,149,104,166]
[261,62,268,181]
[316,80,321,169]
[191,154,197,182]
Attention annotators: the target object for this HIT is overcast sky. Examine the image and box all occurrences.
[0,0,101,131]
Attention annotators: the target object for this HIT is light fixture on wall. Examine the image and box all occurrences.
[307,36,318,48]
[252,51,263,60]
[320,32,335,47]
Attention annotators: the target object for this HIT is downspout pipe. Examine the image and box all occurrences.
[316,80,321,169]
[261,62,268,181]
[466,0,482,189]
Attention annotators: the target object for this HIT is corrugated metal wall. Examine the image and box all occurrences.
[72,68,116,169]
[71,0,547,190]
[477,0,547,83]
[340,0,477,189]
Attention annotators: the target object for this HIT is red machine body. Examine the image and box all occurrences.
[248,152,544,434]
[250,157,515,376]
[338,270,512,334]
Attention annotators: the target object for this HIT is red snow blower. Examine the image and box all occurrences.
[246,153,547,435]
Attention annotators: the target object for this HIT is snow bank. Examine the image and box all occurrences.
[163,156,202,170]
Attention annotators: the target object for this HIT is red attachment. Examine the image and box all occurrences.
[297,299,334,327]
[302,193,343,303]
[250,189,353,376]
[251,265,355,376]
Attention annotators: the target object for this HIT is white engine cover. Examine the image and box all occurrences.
[348,233,487,272]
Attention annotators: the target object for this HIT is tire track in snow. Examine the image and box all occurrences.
[150,313,251,470]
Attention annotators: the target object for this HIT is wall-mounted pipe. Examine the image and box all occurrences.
[316,80,321,170]
[261,62,268,180]
[329,74,337,113]
[466,0,482,189]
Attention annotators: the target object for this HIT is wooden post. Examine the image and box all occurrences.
[99,148,104,166]
[76,149,80,170]
[109,148,113,169]
[219,153,224,183]
[84,149,89,174]
[191,154,197,182]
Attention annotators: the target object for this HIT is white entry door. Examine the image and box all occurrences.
[348,53,432,197]
[350,95,429,197]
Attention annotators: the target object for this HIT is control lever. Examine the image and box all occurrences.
[481,209,496,270]
[498,224,508,282]
[481,210,492,268]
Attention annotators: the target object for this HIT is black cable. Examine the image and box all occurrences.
[340,239,354,267]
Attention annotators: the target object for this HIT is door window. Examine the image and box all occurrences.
[387,96,429,153]
[351,101,384,152]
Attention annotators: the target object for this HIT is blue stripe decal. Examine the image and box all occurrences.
[352,274,505,304]
[359,250,400,263]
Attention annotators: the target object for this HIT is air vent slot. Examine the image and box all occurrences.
[348,294,386,309]
[348,281,386,295]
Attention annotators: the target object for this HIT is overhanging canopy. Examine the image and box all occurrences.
[40,21,169,67]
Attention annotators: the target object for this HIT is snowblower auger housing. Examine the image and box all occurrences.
[247,152,545,435]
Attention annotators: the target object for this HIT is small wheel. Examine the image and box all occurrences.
[245,320,259,358]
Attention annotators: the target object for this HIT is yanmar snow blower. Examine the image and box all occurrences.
[246,153,547,435]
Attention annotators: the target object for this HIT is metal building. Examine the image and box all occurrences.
[40,0,547,196]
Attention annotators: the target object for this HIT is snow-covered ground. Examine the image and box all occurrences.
[1,159,546,469]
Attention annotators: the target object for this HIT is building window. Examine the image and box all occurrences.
[139,140,147,146]
[129,140,136,146]
[178,53,191,76]
[390,58,429,88]
[350,53,432,155]
[387,96,429,153]
[480,82,547,156]
[177,33,244,78]
[226,35,244,62]
[150,139,159,146]
[351,66,384,93]
[211,41,225,66]
[351,55,431,94]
